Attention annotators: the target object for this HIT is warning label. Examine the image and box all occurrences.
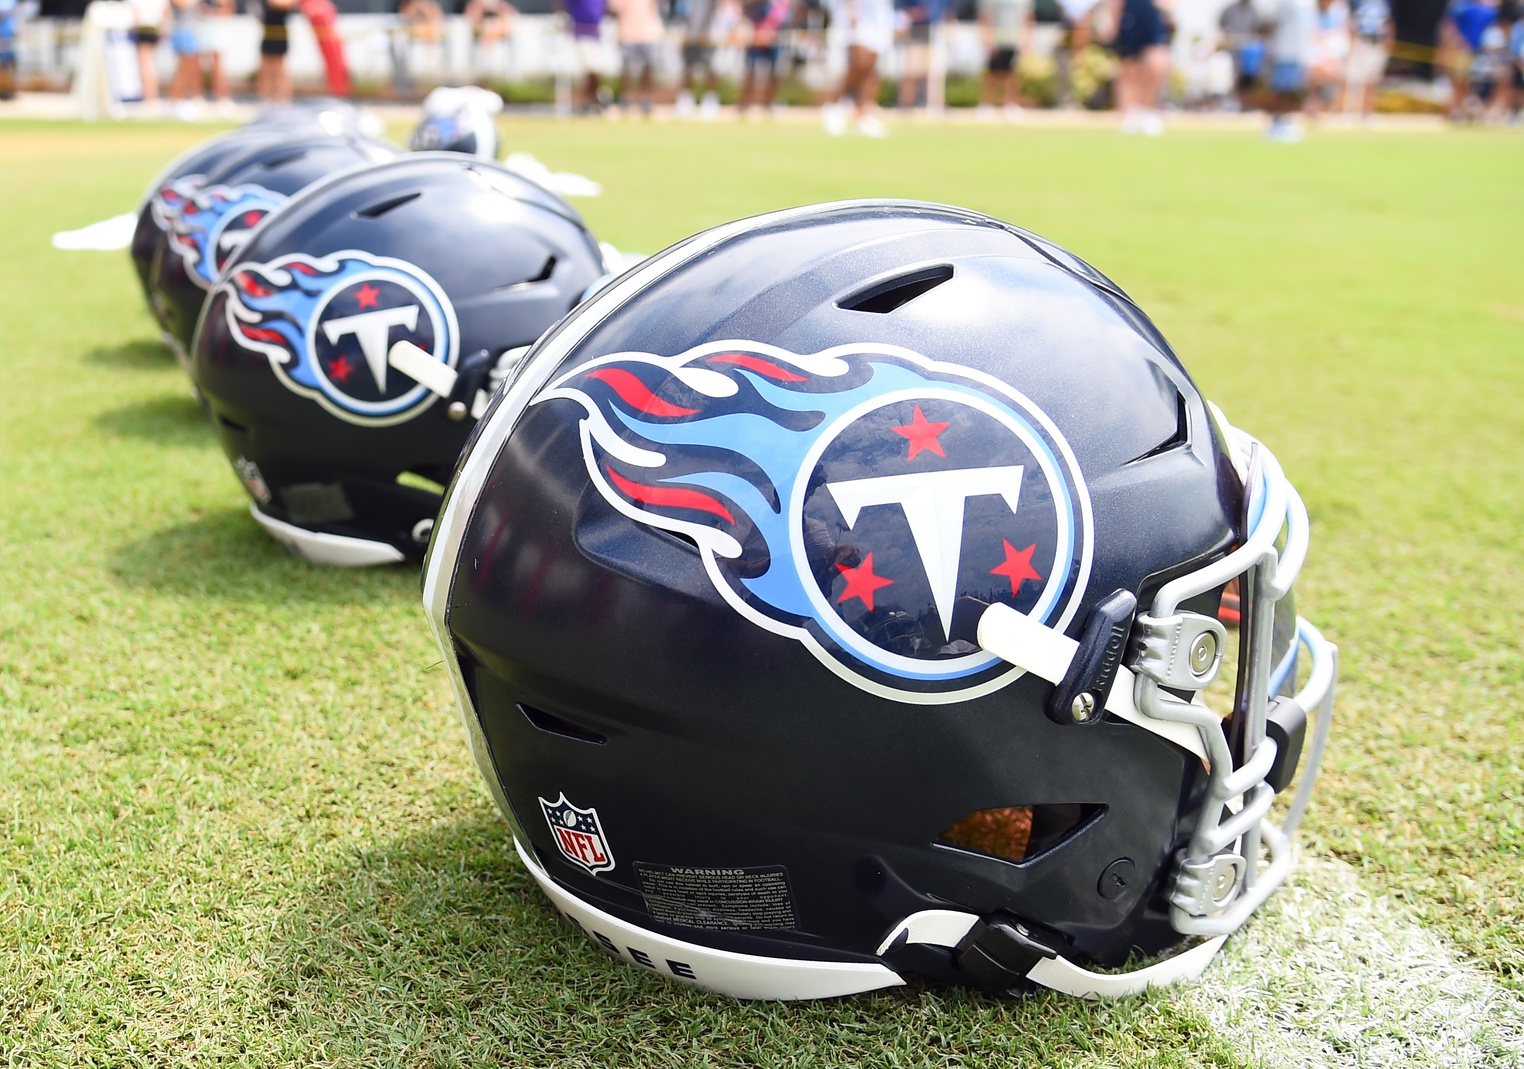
[634,863,798,931]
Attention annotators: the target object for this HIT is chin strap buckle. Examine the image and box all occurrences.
[953,919,1059,993]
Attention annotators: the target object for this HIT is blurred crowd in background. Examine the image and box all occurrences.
[2,0,1521,137]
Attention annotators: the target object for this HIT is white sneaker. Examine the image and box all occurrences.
[822,102,847,136]
[1002,104,1025,123]
[675,90,696,117]
[975,104,997,122]
[857,114,887,138]
[1141,111,1164,136]
[699,91,720,120]
[1120,109,1141,135]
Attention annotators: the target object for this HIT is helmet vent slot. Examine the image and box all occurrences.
[837,265,954,314]
[217,415,248,435]
[1124,391,1189,465]
[356,191,422,219]
[260,148,310,170]
[498,256,558,291]
[517,703,606,745]
[937,803,1105,864]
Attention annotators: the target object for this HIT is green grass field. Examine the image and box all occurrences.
[2,117,1522,1067]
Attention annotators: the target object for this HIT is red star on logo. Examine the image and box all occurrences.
[241,211,264,227]
[990,540,1043,595]
[836,553,894,613]
[893,405,952,461]
[353,283,381,310]
[327,355,356,384]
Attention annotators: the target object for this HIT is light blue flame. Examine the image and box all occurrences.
[177,187,284,287]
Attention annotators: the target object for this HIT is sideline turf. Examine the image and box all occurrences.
[0,119,1520,1066]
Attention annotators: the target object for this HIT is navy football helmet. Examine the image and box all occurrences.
[192,153,608,566]
[130,104,385,343]
[408,86,504,159]
[421,201,1337,999]
[151,132,400,369]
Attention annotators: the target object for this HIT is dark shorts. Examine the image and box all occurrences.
[1114,0,1165,58]
[745,43,780,71]
[1514,66,1524,91]
[134,26,160,45]
[987,45,1017,73]
[262,11,288,56]
[682,42,715,69]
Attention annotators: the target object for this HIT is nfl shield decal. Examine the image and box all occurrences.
[535,340,1094,703]
[541,794,616,875]
[168,183,287,290]
[216,249,460,426]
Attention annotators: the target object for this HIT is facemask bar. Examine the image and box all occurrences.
[1131,422,1336,939]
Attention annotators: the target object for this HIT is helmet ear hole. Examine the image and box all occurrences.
[937,804,1105,864]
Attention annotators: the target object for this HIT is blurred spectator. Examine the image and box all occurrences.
[129,0,167,105]
[201,0,233,112]
[1266,0,1314,139]
[1307,0,1348,116]
[560,0,608,112]
[738,0,790,113]
[1219,0,1264,109]
[610,0,661,115]
[465,0,517,74]
[301,0,350,96]
[257,0,298,102]
[167,0,205,115]
[1343,0,1390,115]
[1440,0,1498,119]
[1474,8,1510,115]
[1108,0,1171,134]
[394,0,443,89]
[976,0,1033,120]
[897,0,951,109]
[1505,1,1523,119]
[676,0,722,117]
[822,0,894,135]
[0,0,17,100]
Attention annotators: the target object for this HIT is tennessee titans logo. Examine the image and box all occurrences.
[148,174,205,232]
[536,341,1094,703]
[168,183,287,290]
[216,249,460,426]
[540,794,616,875]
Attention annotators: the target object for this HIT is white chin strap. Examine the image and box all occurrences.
[250,505,404,567]
[875,910,1227,1000]
[977,603,1212,763]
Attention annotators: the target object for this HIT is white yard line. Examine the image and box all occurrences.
[1188,858,1524,1068]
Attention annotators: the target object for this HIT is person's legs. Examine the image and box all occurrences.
[637,45,654,113]
[207,50,229,104]
[136,38,160,102]
[740,52,759,110]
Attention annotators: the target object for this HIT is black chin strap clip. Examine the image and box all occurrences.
[954,919,1058,993]
[1046,588,1138,726]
